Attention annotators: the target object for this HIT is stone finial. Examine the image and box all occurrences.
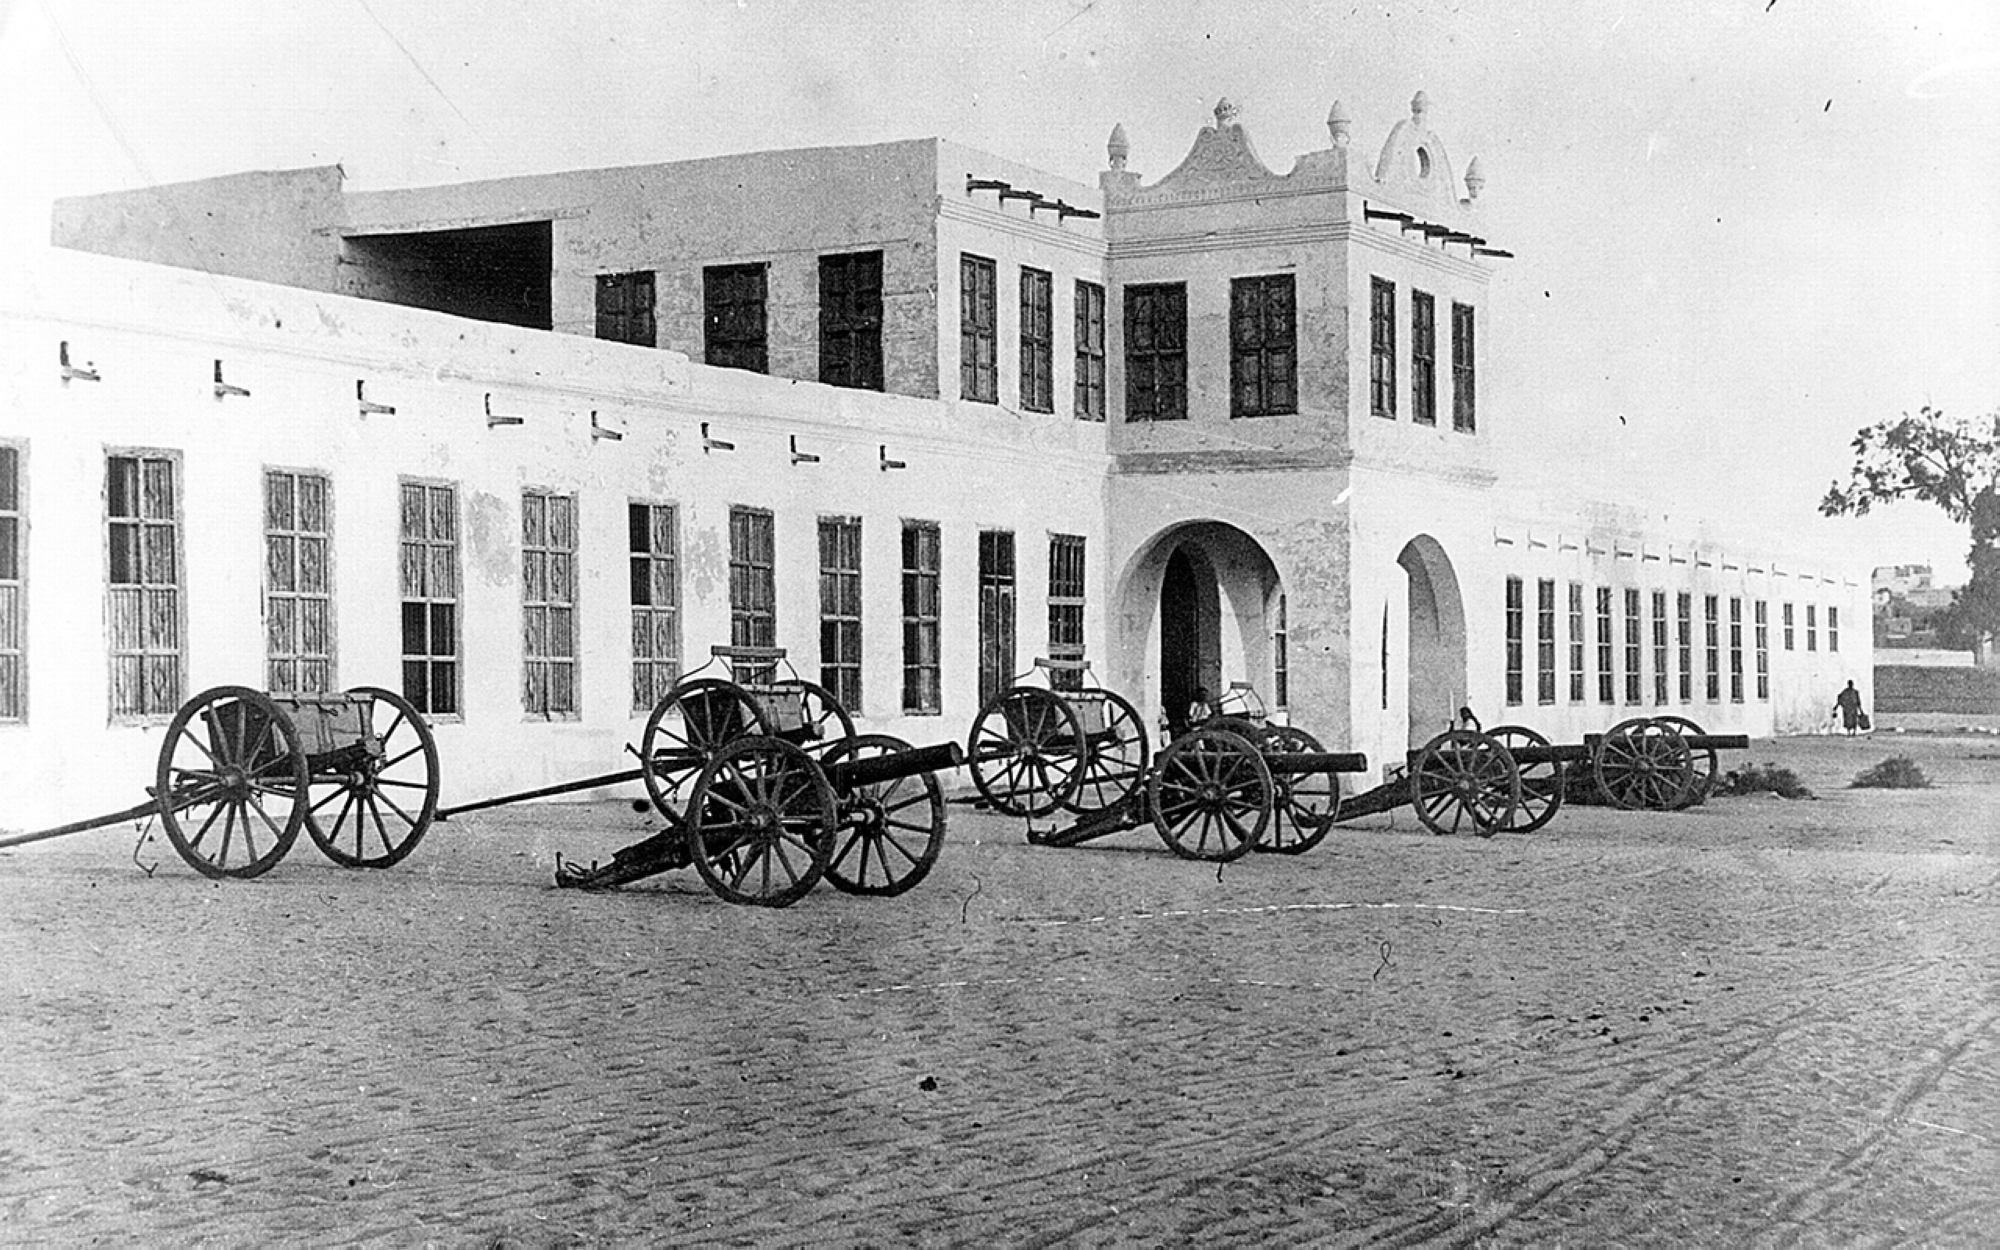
[1411,90,1430,123]
[1465,155,1485,199]
[1214,97,1239,128]
[1107,123,1129,170]
[1327,99,1352,146]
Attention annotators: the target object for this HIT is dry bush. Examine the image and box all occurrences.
[1848,756,1933,790]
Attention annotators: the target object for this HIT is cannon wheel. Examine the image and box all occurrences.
[1058,687,1151,814]
[1649,715,1716,808]
[966,686,1086,818]
[1149,726,1272,862]
[1255,725,1339,855]
[686,736,837,907]
[305,686,440,868]
[156,686,311,879]
[821,734,946,897]
[641,678,771,827]
[1412,729,1520,838]
[1594,717,1695,811]
[1487,725,1564,834]
[769,678,857,757]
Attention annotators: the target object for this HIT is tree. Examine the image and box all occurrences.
[1821,406,2000,657]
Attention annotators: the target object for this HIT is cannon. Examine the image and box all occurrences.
[0,684,440,878]
[963,659,1149,819]
[1339,713,1751,837]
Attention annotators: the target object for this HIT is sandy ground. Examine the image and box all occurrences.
[0,731,1993,1246]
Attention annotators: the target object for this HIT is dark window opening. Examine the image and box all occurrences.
[821,251,884,391]
[1411,290,1436,426]
[1124,282,1187,421]
[1452,301,1476,432]
[1020,267,1053,412]
[1370,278,1396,419]
[978,531,1016,707]
[961,255,998,403]
[1230,274,1297,417]
[1074,281,1106,420]
[597,271,656,347]
[344,221,553,331]
[704,263,767,372]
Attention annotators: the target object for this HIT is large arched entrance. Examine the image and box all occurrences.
[1396,535,1467,746]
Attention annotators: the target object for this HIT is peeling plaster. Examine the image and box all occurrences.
[465,490,514,587]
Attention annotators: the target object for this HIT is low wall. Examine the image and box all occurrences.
[1875,664,2000,714]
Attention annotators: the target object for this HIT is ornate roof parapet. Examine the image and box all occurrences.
[1100,122,1141,195]
[1373,89,1477,214]
[1152,97,1282,188]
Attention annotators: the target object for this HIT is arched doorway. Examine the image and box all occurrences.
[1159,546,1222,736]
[1396,535,1466,746]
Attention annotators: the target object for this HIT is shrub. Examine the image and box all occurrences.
[1849,756,1932,790]
[1715,762,1814,800]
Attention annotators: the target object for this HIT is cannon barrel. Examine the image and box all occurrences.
[1263,751,1370,776]
[826,741,965,792]
[1686,734,1750,751]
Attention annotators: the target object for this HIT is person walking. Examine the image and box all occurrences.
[1833,680,1867,736]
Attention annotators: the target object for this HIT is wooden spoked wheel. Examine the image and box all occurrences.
[1412,729,1521,838]
[305,686,440,868]
[820,734,947,897]
[641,679,771,828]
[1256,725,1339,855]
[1593,717,1695,811]
[1487,725,1564,834]
[966,687,1086,818]
[1649,715,1716,808]
[766,678,857,757]
[155,686,310,879]
[1148,727,1273,862]
[1058,688,1151,814]
[686,737,837,908]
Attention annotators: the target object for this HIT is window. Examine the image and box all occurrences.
[1273,593,1289,710]
[1624,587,1642,705]
[820,250,884,391]
[1829,606,1840,652]
[264,470,333,695]
[960,254,998,403]
[107,452,183,719]
[1230,274,1297,417]
[1370,278,1397,419]
[1677,592,1693,703]
[1729,597,1744,703]
[1783,602,1795,650]
[1020,267,1053,412]
[729,507,777,685]
[629,502,680,713]
[1651,590,1668,706]
[1705,594,1721,702]
[901,521,941,714]
[1411,290,1437,426]
[1074,280,1106,421]
[1596,586,1614,704]
[399,480,459,716]
[1124,282,1187,421]
[1537,579,1556,705]
[704,263,768,373]
[522,489,579,718]
[1806,604,1818,651]
[818,516,862,711]
[978,530,1016,707]
[1504,576,1524,706]
[0,444,23,721]
[1451,302,1476,432]
[595,271,656,347]
[1567,582,1585,703]
[1755,600,1770,700]
[1048,534,1087,694]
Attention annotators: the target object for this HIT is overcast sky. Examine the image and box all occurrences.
[3,0,1994,579]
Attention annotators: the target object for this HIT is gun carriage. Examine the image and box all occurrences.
[0,684,440,878]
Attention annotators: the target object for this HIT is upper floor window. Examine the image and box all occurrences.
[595,271,655,347]
[704,263,768,373]
[819,251,883,391]
[107,451,184,719]
[0,443,23,721]
[1124,282,1187,421]
[1074,281,1106,421]
[1230,274,1297,418]
[960,254,998,403]
[1452,301,1476,432]
[1020,267,1053,413]
[1411,290,1437,426]
[1370,277,1397,419]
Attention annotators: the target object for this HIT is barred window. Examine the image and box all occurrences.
[978,531,1016,707]
[1020,267,1053,412]
[819,516,862,711]
[1729,597,1745,703]
[1754,600,1770,701]
[264,470,333,695]
[704,263,768,373]
[1273,593,1290,710]
[1567,582,1585,703]
[901,521,941,714]
[1451,302,1476,432]
[107,451,184,719]
[961,254,998,403]
[1411,290,1437,426]
[1230,274,1297,417]
[1783,602,1795,650]
[820,251,884,391]
[1074,280,1106,421]
[729,507,777,685]
[1124,282,1187,421]
[1651,590,1668,706]
[1806,604,1818,652]
[1624,587,1643,705]
[522,489,579,718]
[595,271,655,347]
[1705,594,1721,702]
[0,444,24,721]
[1828,606,1840,652]
[1370,277,1397,419]
[399,480,459,716]
[1504,576,1524,706]
[1596,586,1614,704]
[1048,533,1087,694]
[1537,579,1556,704]
[1677,592,1694,703]
[629,502,680,713]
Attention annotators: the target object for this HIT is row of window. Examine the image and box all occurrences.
[0,446,1087,724]
[1502,577,1842,709]
[1371,278,1475,429]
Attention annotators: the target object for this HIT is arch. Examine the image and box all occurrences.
[1396,534,1466,746]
